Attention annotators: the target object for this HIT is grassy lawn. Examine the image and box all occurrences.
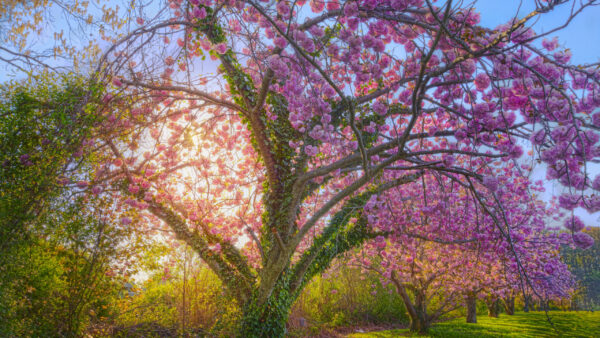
[347,311,600,337]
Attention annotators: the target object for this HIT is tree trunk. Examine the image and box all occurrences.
[409,291,430,334]
[466,293,477,323]
[238,291,293,338]
[486,298,500,318]
[408,309,430,335]
[523,295,530,312]
[391,277,430,334]
[503,297,515,315]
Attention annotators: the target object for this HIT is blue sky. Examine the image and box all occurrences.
[476,0,600,64]
[474,0,600,226]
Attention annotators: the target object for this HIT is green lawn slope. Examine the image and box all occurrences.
[347,311,600,337]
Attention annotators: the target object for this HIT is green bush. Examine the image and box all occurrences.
[112,251,240,337]
[289,266,408,335]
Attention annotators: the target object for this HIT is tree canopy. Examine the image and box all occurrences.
[2,0,600,336]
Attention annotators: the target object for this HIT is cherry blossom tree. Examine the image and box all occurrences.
[359,170,575,332]
[72,0,600,335]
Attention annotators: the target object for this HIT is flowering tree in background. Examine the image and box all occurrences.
[359,171,575,332]
[17,0,597,335]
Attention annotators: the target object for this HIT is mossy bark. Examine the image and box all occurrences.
[237,285,293,338]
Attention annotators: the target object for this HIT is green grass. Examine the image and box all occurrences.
[347,311,600,337]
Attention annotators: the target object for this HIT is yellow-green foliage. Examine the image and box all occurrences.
[348,311,600,337]
[289,266,408,336]
[114,261,240,336]
[117,280,179,329]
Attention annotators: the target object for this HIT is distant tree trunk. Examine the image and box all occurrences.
[466,292,477,323]
[503,297,515,315]
[409,291,430,334]
[181,248,188,334]
[486,298,500,318]
[523,295,531,313]
[391,274,430,334]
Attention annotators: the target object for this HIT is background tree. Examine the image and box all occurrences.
[0,74,147,336]
[0,0,126,76]
[358,170,575,332]
[0,73,102,248]
[0,196,143,336]
[561,227,600,310]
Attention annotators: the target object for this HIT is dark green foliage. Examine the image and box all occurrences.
[0,197,126,337]
[0,240,69,336]
[0,74,102,247]
[561,228,600,310]
[238,277,294,338]
[0,75,124,336]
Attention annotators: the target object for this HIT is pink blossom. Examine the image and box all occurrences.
[214,43,228,54]
[112,77,123,87]
[19,154,30,164]
[309,0,325,13]
[276,1,290,16]
[573,232,594,249]
[564,216,585,232]
[558,194,579,210]
[305,145,319,156]
[102,94,113,104]
[128,184,140,194]
[581,195,600,213]
[482,176,499,191]
[531,129,546,145]
[474,73,490,91]
[266,55,289,78]
[326,0,340,11]
[374,235,386,249]
[372,101,388,116]
[192,6,206,19]
[343,1,359,17]
[592,113,600,127]
[274,36,287,49]
[554,49,572,63]
[542,37,559,51]
[390,0,408,10]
